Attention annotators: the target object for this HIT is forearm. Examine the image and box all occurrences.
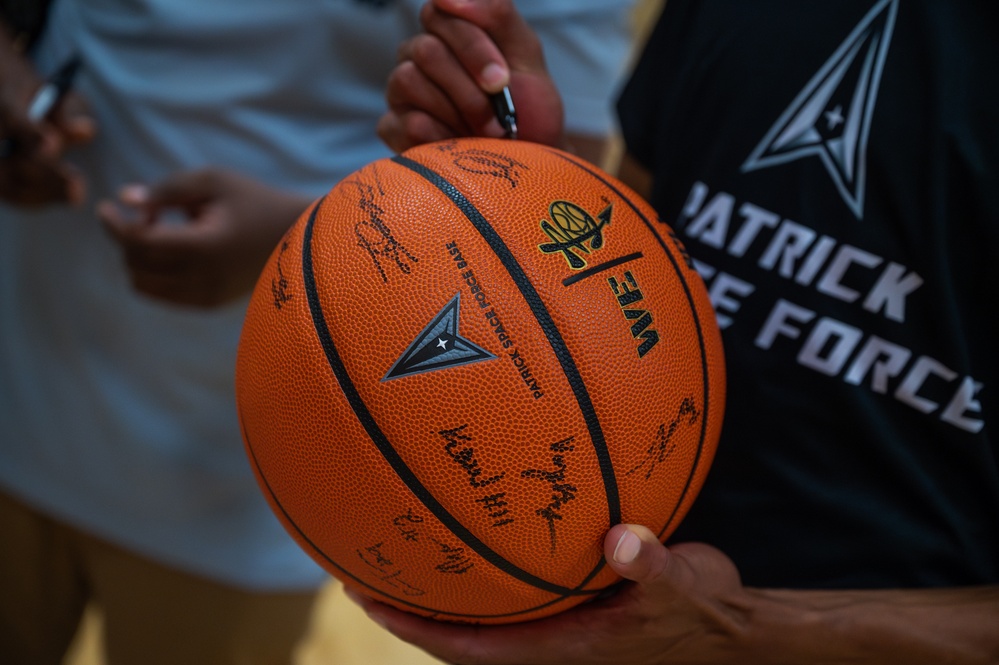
[731,586,999,665]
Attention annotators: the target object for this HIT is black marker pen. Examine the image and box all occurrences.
[27,55,82,123]
[0,55,82,158]
[491,86,518,140]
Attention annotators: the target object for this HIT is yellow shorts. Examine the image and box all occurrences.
[0,490,318,665]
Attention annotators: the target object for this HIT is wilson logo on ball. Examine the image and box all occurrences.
[607,271,661,358]
[538,200,612,270]
[383,293,498,381]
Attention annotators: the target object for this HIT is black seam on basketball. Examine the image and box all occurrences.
[301,192,592,600]
[548,150,713,540]
[392,155,621,528]
[243,411,606,620]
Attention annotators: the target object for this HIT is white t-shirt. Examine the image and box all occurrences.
[0,0,634,589]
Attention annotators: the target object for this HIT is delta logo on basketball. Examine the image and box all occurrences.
[235,138,725,624]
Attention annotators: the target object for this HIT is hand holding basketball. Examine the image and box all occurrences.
[349,525,747,665]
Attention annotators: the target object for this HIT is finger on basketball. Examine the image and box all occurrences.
[605,524,672,585]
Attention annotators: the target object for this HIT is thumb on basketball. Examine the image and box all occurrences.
[605,524,674,585]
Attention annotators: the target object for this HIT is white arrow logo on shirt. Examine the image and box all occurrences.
[742,0,899,220]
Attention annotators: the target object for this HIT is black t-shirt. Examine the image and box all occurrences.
[618,0,998,588]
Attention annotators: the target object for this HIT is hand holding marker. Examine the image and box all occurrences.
[0,55,82,158]
[28,55,82,122]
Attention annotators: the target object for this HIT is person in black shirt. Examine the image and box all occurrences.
[368,0,999,662]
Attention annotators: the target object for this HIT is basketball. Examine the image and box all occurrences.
[235,137,725,624]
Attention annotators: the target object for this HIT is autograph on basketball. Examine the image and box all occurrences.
[440,424,505,489]
[628,398,701,480]
[393,509,425,542]
[522,436,578,553]
[270,239,293,310]
[345,166,418,283]
[431,538,475,575]
[391,509,475,575]
[439,425,514,528]
[357,541,427,597]
[435,140,529,189]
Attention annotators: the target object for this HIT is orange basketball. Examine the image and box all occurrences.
[235,138,725,624]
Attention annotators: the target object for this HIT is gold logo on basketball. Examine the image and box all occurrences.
[538,201,612,270]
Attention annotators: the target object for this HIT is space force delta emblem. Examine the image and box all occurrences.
[383,293,497,381]
[742,0,898,220]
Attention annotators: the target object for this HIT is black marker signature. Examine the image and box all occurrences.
[393,509,424,542]
[346,166,418,283]
[627,398,700,480]
[430,538,474,575]
[436,141,529,189]
[357,541,427,597]
[440,425,505,489]
[521,436,577,553]
[390,510,475,574]
[271,240,293,309]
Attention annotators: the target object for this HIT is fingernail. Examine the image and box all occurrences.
[613,530,642,565]
[480,63,509,93]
